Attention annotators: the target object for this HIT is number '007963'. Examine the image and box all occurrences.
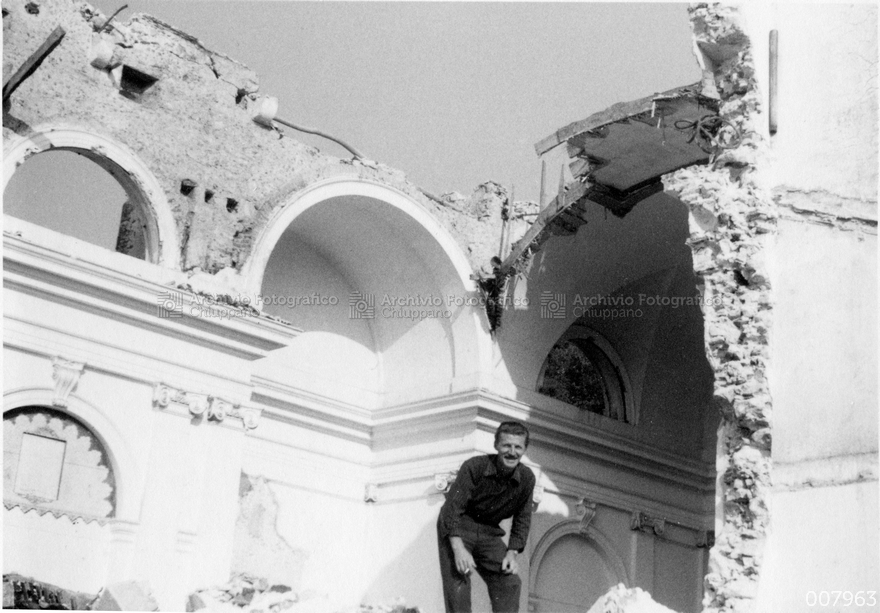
[805,591,877,607]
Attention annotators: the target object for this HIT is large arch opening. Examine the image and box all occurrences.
[3,128,180,268]
[250,179,487,409]
[501,191,716,613]
[4,149,148,258]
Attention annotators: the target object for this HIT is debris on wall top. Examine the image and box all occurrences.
[2,0,538,289]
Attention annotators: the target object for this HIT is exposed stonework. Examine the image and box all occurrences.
[2,0,528,281]
[663,4,775,612]
[232,474,306,592]
[114,199,147,258]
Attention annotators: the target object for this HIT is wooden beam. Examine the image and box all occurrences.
[3,26,66,102]
[499,180,588,274]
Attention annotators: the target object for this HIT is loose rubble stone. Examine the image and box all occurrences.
[3,573,97,610]
[585,583,678,613]
[186,575,419,613]
[661,4,777,612]
[90,581,159,611]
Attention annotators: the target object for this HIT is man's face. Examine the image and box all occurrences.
[494,433,527,471]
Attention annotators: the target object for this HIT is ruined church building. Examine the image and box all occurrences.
[3,1,877,612]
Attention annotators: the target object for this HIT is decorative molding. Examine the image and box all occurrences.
[575,497,598,533]
[51,357,84,408]
[188,394,209,417]
[364,483,379,503]
[231,407,262,430]
[208,397,232,422]
[372,388,716,491]
[3,501,111,526]
[3,226,298,363]
[152,383,260,430]
[630,511,666,537]
[696,530,715,549]
[434,471,457,493]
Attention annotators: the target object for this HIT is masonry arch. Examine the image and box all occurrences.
[3,388,143,523]
[3,126,180,268]
[246,177,489,408]
[537,324,636,424]
[528,519,629,613]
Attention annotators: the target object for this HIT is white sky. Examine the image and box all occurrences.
[4,2,702,248]
[84,1,702,202]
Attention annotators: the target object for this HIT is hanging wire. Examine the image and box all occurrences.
[674,114,743,154]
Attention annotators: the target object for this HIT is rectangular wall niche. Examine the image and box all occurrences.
[14,433,66,500]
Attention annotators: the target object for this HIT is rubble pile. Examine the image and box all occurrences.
[3,574,97,610]
[187,574,296,612]
[186,574,420,613]
[663,4,774,613]
[586,583,679,613]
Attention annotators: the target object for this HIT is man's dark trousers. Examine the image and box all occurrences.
[437,518,521,613]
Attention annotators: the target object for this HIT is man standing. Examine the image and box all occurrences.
[437,421,536,613]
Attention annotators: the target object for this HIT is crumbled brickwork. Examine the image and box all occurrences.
[662,5,775,612]
[2,0,524,278]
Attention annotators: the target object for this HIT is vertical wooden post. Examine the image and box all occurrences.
[558,164,566,204]
[499,185,513,260]
[769,30,778,135]
[539,159,547,211]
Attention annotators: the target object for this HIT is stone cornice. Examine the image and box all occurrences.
[251,375,373,444]
[773,186,878,226]
[247,383,714,498]
[372,389,715,491]
[3,222,299,361]
[152,383,262,431]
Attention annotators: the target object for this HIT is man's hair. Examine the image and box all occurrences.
[494,421,530,447]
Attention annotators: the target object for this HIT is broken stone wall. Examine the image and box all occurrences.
[664,4,878,612]
[3,0,528,284]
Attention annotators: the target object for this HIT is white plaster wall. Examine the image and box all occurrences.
[4,239,268,608]
[268,483,369,604]
[240,432,372,603]
[740,4,878,202]
[258,234,382,406]
[363,497,447,612]
[756,481,879,613]
[767,220,877,462]
[740,4,880,611]
[3,346,249,608]
[3,507,110,593]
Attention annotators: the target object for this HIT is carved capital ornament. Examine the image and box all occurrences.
[630,511,666,536]
[51,357,85,408]
[152,383,260,430]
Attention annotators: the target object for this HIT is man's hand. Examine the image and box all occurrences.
[450,537,476,576]
[501,550,519,575]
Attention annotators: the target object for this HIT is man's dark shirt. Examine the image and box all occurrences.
[438,454,536,552]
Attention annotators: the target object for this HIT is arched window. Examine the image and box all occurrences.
[537,330,633,423]
[4,149,148,260]
[3,406,116,519]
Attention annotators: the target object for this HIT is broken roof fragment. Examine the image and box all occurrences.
[499,82,724,278]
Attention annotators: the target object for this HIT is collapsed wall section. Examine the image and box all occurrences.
[662,5,774,612]
[2,0,526,282]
